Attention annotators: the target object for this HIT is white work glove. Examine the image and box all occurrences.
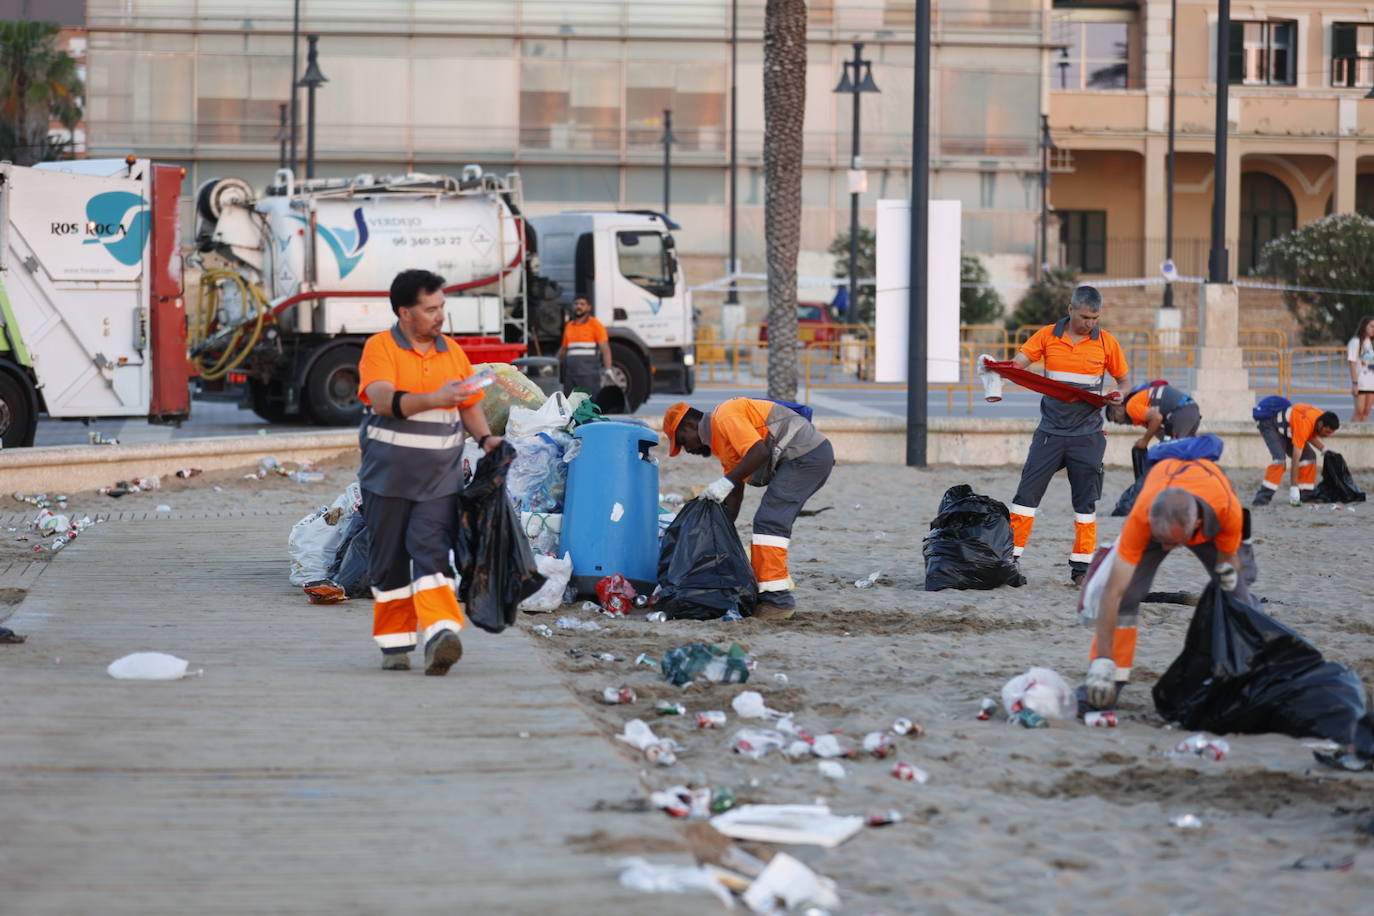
[600,368,617,386]
[1288,486,1302,507]
[703,477,735,503]
[1084,657,1118,709]
[1214,562,1238,593]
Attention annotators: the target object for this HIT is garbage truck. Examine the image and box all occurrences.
[193,165,694,423]
[0,157,694,447]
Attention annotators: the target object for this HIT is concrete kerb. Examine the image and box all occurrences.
[4,419,1370,492]
[0,431,358,492]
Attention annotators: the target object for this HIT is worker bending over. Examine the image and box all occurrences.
[1105,382,1201,448]
[557,294,614,395]
[356,269,502,675]
[663,398,834,620]
[1253,401,1339,506]
[1083,456,1255,710]
[1008,286,1129,584]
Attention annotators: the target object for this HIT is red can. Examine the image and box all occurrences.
[1084,711,1117,728]
[696,710,727,729]
[891,761,930,783]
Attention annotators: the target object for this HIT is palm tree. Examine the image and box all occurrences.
[763,0,807,400]
[0,21,84,166]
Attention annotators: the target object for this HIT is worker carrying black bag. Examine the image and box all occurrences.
[456,441,546,633]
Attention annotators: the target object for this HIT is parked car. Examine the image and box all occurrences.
[759,302,843,347]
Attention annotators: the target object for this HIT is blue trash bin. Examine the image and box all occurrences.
[563,421,660,595]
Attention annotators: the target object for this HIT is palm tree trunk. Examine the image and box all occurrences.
[763,0,807,400]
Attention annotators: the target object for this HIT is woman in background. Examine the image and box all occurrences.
[1348,315,1374,423]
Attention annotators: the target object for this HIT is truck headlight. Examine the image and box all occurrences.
[682,353,695,367]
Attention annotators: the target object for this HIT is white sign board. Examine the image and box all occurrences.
[874,199,961,384]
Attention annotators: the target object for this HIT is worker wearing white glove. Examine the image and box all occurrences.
[1080,459,1256,714]
[1288,485,1302,507]
[599,367,617,387]
[1084,657,1119,709]
[1214,562,1238,592]
[703,476,736,503]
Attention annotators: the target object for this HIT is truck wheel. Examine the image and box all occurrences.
[0,371,37,448]
[680,366,696,395]
[608,341,650,413]
[303,347,365,426]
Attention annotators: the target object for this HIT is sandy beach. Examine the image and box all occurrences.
[529,454,1374,913]
[5,448,1371,913]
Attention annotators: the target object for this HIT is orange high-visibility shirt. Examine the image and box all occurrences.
[356,325,484,409]
[1287,403,1325,454]
[561,316,609,349]
[709,398,775,477]
[1116,458,1243,565]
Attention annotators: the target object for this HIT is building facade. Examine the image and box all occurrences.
[72,0,1044,321]
[1049,0,1374,284]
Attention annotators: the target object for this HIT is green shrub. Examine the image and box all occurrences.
[1258,213,1374,344]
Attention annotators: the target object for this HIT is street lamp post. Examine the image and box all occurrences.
[276,103,289,170]
[1057,46,1070,90]
[1163,0,1178,307]
[1208,0,1231,283]
[834,42,880,320]
[908,1,931,467]
[296,34,327,180]
[660,109,677,215]
[726,0,739,305]
[289,0,301,173]
[1039,114,1054,275]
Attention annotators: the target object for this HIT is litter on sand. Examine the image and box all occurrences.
[616,858,734,907]
[741,852,841,914]
[708,804,865,848]
[106,652,202,680]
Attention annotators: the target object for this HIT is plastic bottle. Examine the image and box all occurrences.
[291,471,325,483]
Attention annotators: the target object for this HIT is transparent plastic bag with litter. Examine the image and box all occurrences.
[1001,667,1076,720]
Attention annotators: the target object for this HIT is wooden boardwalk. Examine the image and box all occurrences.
[0,513,697,915]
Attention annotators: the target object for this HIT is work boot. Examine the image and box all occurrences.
[381,651,411,671]
[1252,488,1275,507]
[423,630,463,676]
[752,589,796,621]
[303,579,346,604]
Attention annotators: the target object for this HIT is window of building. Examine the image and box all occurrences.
[1050,7,1134,91]
[1239,173,1295,274]
[1357,174,1374,217]
[1227,21,1297,86]
[1332,23,1374,88]
[1058,210,1106,273]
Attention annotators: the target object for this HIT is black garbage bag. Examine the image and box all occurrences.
[656,498,757,620]
[327,512,373,599]
[1111,478,1143,517]
[1311,451,1366,503]
[922,485,1025,591]
[456,441,546,633]
[1153,583,1374,761]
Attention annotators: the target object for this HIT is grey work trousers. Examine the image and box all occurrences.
[750,439,835,609]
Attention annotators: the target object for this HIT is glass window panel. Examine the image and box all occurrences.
[1082,22,1127,60]
[626,166,724,204]
[616,231,672,290]
[520,165,619,203]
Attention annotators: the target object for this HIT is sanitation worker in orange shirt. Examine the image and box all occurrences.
[1082,456,1256,711]
[355,269,502,675]
[1008,286,1129,585]
[557,294,615,395]
[663,398,834,620]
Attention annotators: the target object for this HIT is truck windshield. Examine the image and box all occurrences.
[615,231,673,294]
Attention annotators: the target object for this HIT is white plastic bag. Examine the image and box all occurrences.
[506,391,573,438]
[742,852,840,914]
[617,858,734,907]
[731,690,780,720]
[519,553,573,612]
[287,483,363,586]
[1001,666,1076,720]
[1077,542,1118,625]
[506,433,570,513]
[107,652,196,680]
[976,353,1004,402]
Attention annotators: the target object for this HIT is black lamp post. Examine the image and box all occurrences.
[1057,46,1070,90]
[726,0,739,305]
[834,42,880,320]
[1039,114,1055,275]
[660,109,678,215]
[1163,0,1178,306]
[275,102,289,170]
[296,34,327,180]
[908,0,931,467]
[1208,0,1230,282]
[289,0,300,174]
